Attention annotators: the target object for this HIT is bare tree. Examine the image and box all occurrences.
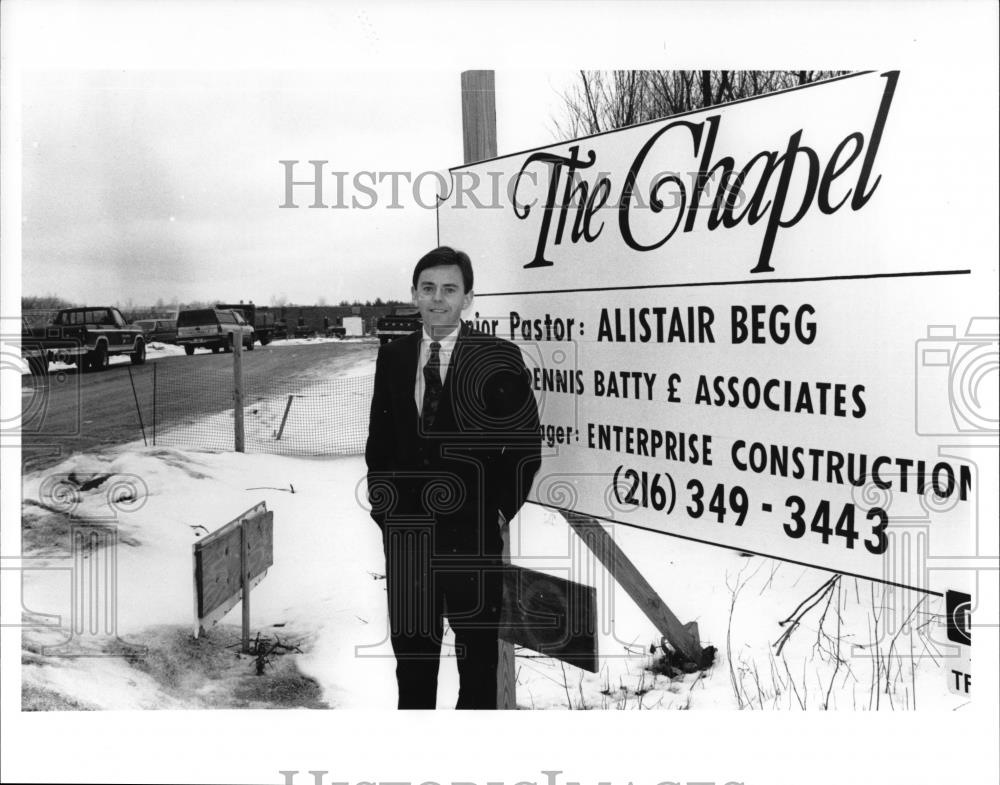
[554,70,851,139]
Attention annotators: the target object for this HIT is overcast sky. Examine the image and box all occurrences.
[21,67,575,307]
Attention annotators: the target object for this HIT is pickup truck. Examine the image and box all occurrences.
[375,307,421,345]
[22,307,146,374]
[176,308,255,355]
[215,302,277,345]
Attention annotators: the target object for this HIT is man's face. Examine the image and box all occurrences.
[412,264,473,336]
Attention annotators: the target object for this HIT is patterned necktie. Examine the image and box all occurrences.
[421,341,443,431]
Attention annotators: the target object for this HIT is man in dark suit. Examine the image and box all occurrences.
[366,246,542,709]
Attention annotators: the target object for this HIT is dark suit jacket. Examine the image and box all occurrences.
[366,322,542,557]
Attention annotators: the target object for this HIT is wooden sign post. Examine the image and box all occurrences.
[460,69,520,709]
[233,334,245,452]
[193,501,273,651]
[460,70,497,166]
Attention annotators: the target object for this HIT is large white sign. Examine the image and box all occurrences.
[440,71,999,593]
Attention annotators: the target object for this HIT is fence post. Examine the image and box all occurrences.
[460,68,511,708]
[233,336,245,452]
[240,518,251,654]
[152,362,157,446]
[127,366,147,446]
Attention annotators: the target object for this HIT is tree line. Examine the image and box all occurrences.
[22,296,409,313]
[554,70,851,138]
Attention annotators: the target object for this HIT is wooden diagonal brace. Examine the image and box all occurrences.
[563,510,704,665]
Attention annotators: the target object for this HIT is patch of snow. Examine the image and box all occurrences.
[19,372,959,711]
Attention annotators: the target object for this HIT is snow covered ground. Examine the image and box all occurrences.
[19,353,962,711]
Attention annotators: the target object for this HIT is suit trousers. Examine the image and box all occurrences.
[384,523,503,709]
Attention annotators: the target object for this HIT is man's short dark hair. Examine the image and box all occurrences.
[412,247,474,292]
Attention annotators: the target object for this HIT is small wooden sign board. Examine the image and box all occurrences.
[192,501,273,651]
[500,565,598,673]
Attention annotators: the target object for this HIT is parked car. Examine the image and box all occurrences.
[215,302,278,345]
[22,306,146,373]
[133,318,178,344]
[176,308,255,355]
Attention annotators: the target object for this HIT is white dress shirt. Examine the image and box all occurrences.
[415,324,459,416]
